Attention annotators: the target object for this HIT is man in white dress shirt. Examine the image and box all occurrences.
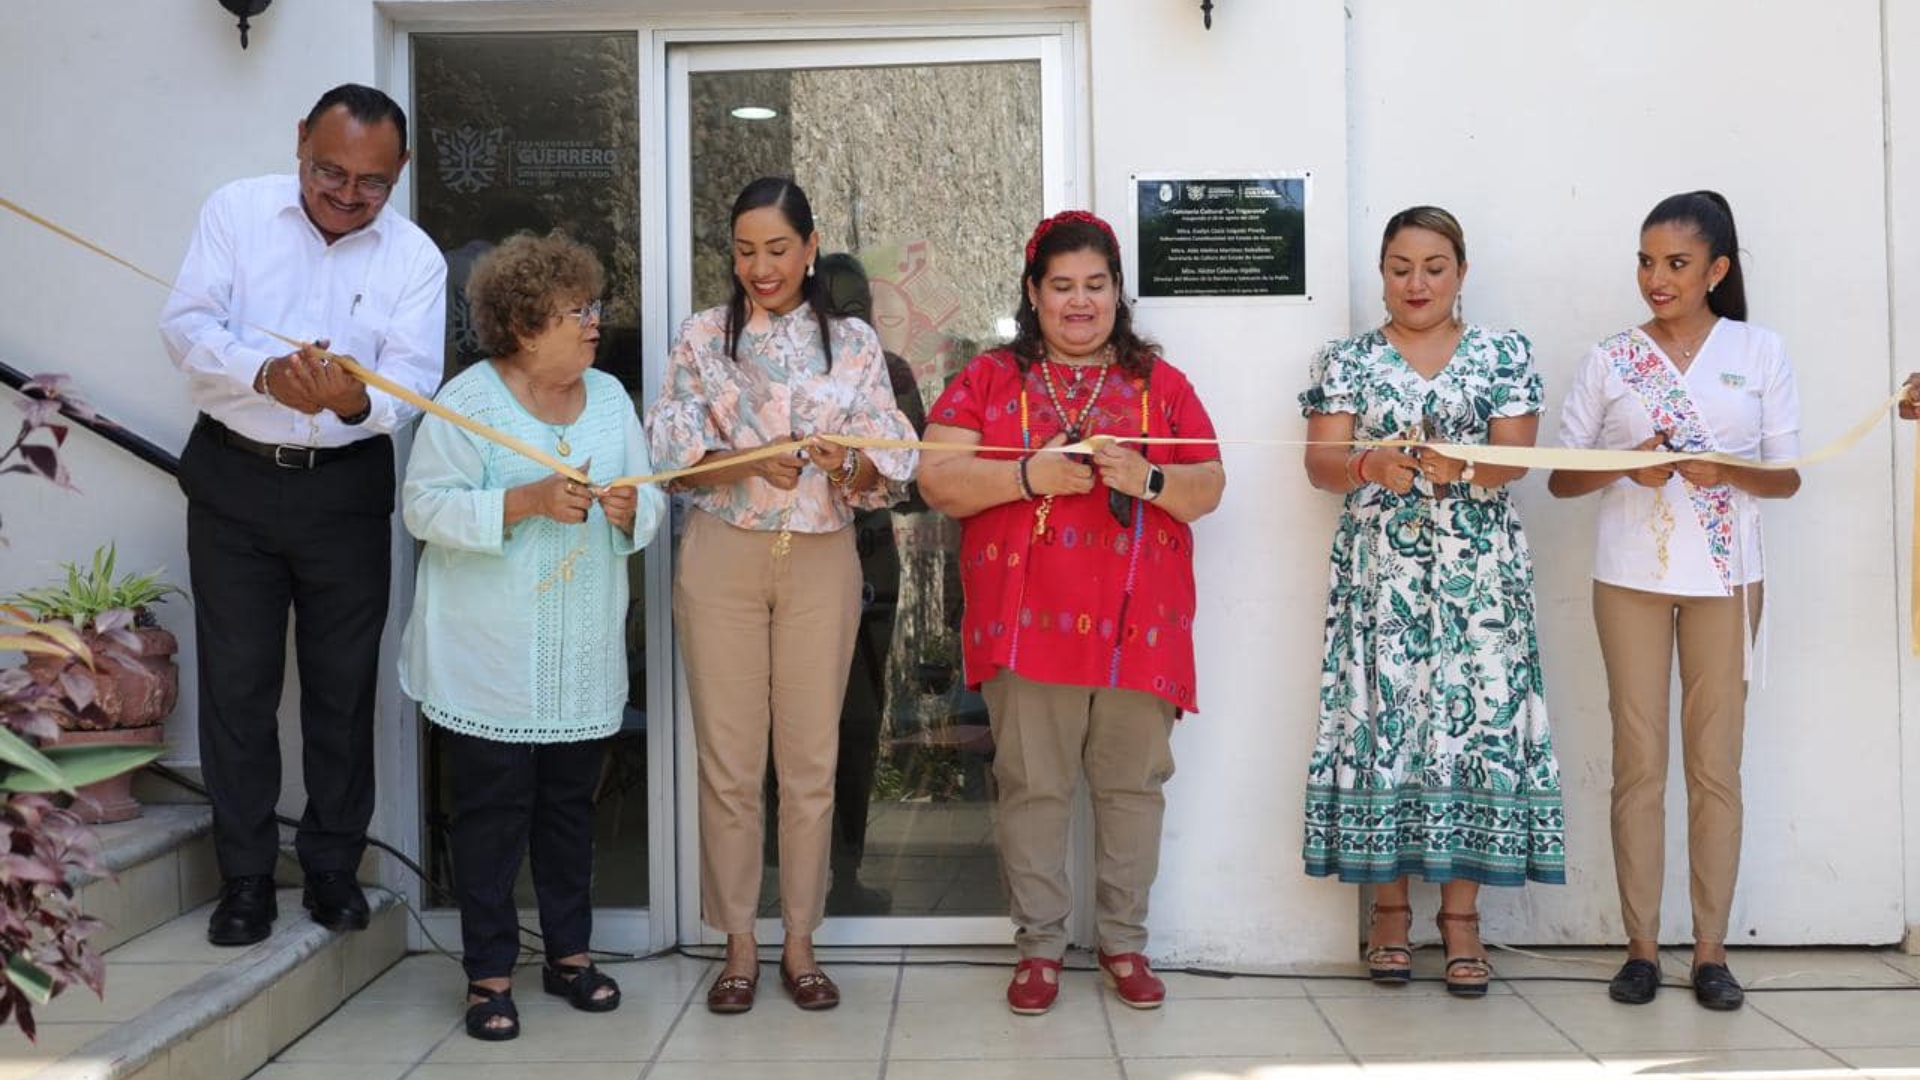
[160,83,447,946]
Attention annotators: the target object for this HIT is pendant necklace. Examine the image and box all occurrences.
[552,425,572,458]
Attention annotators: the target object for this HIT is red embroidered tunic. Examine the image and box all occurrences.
[930,349,1220,712]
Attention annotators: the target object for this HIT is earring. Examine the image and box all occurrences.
[1709,280,1718,293]
[806,263,816,279]
[1453,294,1464,326]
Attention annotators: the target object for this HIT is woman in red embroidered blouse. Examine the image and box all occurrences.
[919,211,1225,1016]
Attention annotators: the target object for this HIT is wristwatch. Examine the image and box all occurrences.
[1142,464,1166,502]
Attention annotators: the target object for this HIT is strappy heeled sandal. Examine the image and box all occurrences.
[1436,911,1491,998]
[542,959,622,1013]
[464,982,520,1041]
[1363,903,1413,985]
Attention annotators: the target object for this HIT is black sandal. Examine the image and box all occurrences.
[543,960,623,1013]
[464,982,520,1041]
[1436,911,1491,998]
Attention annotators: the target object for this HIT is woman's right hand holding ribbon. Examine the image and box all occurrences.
[1627,432,1676,489]
[509,470,595,526]
[1358,447,1422,495]
[1025,432,1096,497]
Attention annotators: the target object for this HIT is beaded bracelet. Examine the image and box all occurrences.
[1016,456,1036,500]
[1347,449,1373,488]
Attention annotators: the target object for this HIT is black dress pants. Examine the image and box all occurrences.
[444,728,607,981]
[179,417,393,880]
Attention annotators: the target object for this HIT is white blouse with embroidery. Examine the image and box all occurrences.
[1557,319,1801,596]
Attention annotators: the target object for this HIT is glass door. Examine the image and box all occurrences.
[406,29,668,954]
[667,34,1073,946]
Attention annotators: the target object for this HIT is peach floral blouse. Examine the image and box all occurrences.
[645,303,916,532]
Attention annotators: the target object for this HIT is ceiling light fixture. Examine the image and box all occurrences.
[730,106,779,121]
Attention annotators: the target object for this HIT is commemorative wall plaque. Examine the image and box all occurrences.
[1134,175,1308,299]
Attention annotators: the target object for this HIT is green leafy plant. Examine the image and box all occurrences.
[0,607,164,1039]
[2,376,165,1040]
[8,544,184,633]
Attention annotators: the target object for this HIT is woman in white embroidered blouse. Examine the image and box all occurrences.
[1549,191,1801,1013]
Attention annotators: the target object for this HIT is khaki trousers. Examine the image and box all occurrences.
[983,671,1176,960]
[674,510,860,935]
[1593,580,1762,945]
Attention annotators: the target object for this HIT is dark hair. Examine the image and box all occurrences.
[725,177,834,369]
[1010,218,1158,378]
[814,252,872,323]
[1379,205,1466,267]
[1642,190,1746,321]
[304,84,409,154]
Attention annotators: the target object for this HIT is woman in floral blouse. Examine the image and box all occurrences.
[919,211,1225,1016]
[1299,206,1565,998]
[645,178,916,1014]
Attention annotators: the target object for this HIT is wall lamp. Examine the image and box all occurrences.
[1201,0,1214,29]
[218,0,272,49]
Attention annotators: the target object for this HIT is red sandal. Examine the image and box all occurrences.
[1097,950,1166,1009]
[1006,957,1063,1015]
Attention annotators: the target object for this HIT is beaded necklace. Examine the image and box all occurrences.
[1022,356,1112,538]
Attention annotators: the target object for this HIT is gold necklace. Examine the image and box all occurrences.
[1656,320,1715,361]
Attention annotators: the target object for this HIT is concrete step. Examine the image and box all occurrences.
[8,807,406,1080]
[74,805,220,953]
[21,888,406,1080]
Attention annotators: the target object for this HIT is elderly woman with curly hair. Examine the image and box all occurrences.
[399,230,665,1041]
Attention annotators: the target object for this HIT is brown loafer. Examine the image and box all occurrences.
[780,965,840,1010]
[706,971,758,1014]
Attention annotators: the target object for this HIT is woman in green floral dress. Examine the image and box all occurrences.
[1298,206,1565,998]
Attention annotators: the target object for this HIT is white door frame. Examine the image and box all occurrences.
[382,9,1089,955]
[666,30,1081,948]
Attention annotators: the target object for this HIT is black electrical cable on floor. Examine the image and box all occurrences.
[137,763,1920,993]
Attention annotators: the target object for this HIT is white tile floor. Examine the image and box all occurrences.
[239,946,1920,1080]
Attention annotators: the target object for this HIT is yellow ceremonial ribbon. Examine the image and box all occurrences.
[4,192,1918,649]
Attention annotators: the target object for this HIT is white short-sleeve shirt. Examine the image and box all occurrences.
[1556,319,1801,595]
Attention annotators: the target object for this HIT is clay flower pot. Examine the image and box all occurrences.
[26,625,178,823]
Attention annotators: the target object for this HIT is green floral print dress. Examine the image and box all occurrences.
[1298,326,1566,886]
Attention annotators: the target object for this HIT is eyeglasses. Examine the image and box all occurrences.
[558,299,603,328]
[305,159,394,200]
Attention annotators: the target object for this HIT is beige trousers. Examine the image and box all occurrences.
[983,671,1176,960]
[1593,580,1762,945]
[674,510,860,936]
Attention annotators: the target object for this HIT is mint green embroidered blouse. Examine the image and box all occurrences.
[398,362,666,743]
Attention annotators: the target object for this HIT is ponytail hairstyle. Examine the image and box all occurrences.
[1642,190,1746,321]
[725,177,835,368]
[1008,210,1159,379]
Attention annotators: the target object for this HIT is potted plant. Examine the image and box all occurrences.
[8,544,185,823]
[1,605,165,1038]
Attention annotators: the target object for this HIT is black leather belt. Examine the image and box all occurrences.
[196,414,380,470]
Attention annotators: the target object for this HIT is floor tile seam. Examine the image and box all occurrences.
[874,956,905,1080]
[1743,995,1865,1060]
[1509,988,1617,1065]
[1867,952,1920,984]
[633,958,703,1080]
[1299,985,1361,1066]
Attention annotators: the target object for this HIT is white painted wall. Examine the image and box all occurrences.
[3,0,1915,959]
[1347,0,1904,945]
[1089,0,1357,966]
[1886,0,1920,948]
[0,0,397,856]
